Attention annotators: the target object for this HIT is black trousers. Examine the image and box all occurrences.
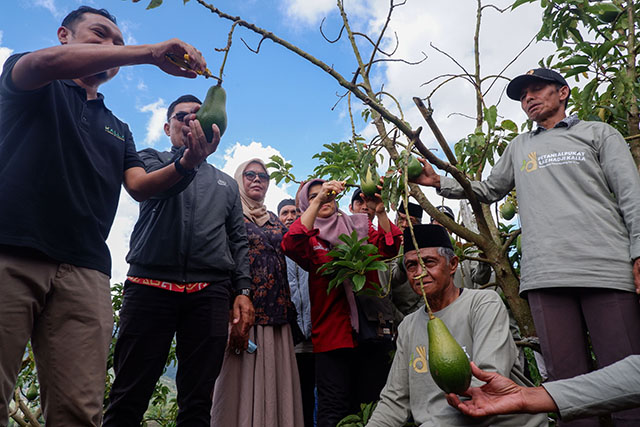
[315,341,394,427]
[296,351,316,427]
[103,281,230,427]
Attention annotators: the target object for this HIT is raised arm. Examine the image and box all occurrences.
[299,180,345,230]
[12,37,207,92]
[410,141,517,204]
[124,116,220,202]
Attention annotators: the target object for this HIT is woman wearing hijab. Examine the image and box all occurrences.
[211,159,303,427]
[282,179,402,427]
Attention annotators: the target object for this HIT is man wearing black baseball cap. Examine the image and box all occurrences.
[411,68,640,426]
[506,68,568,105]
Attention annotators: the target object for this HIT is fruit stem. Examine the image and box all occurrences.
[217,21,240,85]
[401,146,434,319]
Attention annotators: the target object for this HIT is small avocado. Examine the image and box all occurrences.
[428,316,472,394]
[26,383,38,401]
[361,168,379,197]
[196,84,227,142]
[499,201,516,220]
[407,155,423,179]
[596,3,622,23]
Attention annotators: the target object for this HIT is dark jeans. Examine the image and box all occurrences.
[103,280,230,427]
[529,288,640,427]
[315,341,394,427]
[296,351,316,427]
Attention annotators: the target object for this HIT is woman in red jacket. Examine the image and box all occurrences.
[282,179,401,427]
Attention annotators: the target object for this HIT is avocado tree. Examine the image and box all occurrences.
[514,0,640,169]
[130,0,540,340]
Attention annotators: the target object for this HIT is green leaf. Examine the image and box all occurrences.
[352,274,366,292]
[146,0,163,8]
[484,105,497,130]
[559,56,591,67]
[564,66,589,78]
[500,119,518,133]
[367,261,388,272]
[511,0,534,10]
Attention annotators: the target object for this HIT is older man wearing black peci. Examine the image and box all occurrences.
[366,224,547,427]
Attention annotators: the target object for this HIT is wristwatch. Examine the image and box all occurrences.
[174,156,196,177]
[236,288,252,300]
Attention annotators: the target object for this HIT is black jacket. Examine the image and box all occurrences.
[126,146,251,291]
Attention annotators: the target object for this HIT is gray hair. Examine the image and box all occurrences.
[404,246,456,266]
[437,247,456,263]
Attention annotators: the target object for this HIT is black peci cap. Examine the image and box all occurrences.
[398,201,423,222]
[403,224,453,253]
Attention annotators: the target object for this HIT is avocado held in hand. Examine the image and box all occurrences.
[428,316,471,394]
[361,168,379,197]
[407,155,423,179]
[196,84,227,142]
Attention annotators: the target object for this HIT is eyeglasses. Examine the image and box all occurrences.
[243,171,270,182]
[168,111,189,123]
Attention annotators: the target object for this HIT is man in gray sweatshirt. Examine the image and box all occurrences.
[412,68,640,426]
[366,224,547,427]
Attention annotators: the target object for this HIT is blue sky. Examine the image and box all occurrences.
[1,0,552,282]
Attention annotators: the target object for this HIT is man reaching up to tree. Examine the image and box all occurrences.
[412,68,640,426]
[0,6,219,426]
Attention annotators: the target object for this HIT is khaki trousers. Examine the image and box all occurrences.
[0,250,113,427]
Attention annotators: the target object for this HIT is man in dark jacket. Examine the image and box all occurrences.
[103,95,254,426]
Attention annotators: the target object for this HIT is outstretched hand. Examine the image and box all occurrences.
[150,38,207,78]
[409,157,441,188]
[445,362,528,417]
[362,183,385,215]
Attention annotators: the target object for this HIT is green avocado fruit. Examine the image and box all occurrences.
[499,201,516,220]
[361,168,379,197]
[516,234,522,254]
[428,317,472,394]
[407,155,423,179]
[196,84,227,142]
[26,383,38,401]
[596,3,622,23]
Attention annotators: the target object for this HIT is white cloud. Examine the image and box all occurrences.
[0,31,14,74]
[107,190,139,285]
[139,98,167,147]
[119,21,138,46]
[281,0,554,226]
[34,0,63,20]
[136,79,148,91]
[282,0,336,25]
[219,141,295,213]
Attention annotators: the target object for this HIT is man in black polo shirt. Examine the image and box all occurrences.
[0,6,221,426]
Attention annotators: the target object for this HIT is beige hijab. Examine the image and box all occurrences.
[234,158,271,226]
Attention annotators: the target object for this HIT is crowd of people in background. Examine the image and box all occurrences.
[1,4,640,427]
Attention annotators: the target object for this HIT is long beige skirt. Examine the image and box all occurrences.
[210,323,304,427]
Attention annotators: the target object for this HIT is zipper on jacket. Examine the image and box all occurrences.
[181,172,198,282]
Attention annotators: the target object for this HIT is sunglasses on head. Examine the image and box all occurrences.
[169,111,189,123]
[243,171,270,181]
